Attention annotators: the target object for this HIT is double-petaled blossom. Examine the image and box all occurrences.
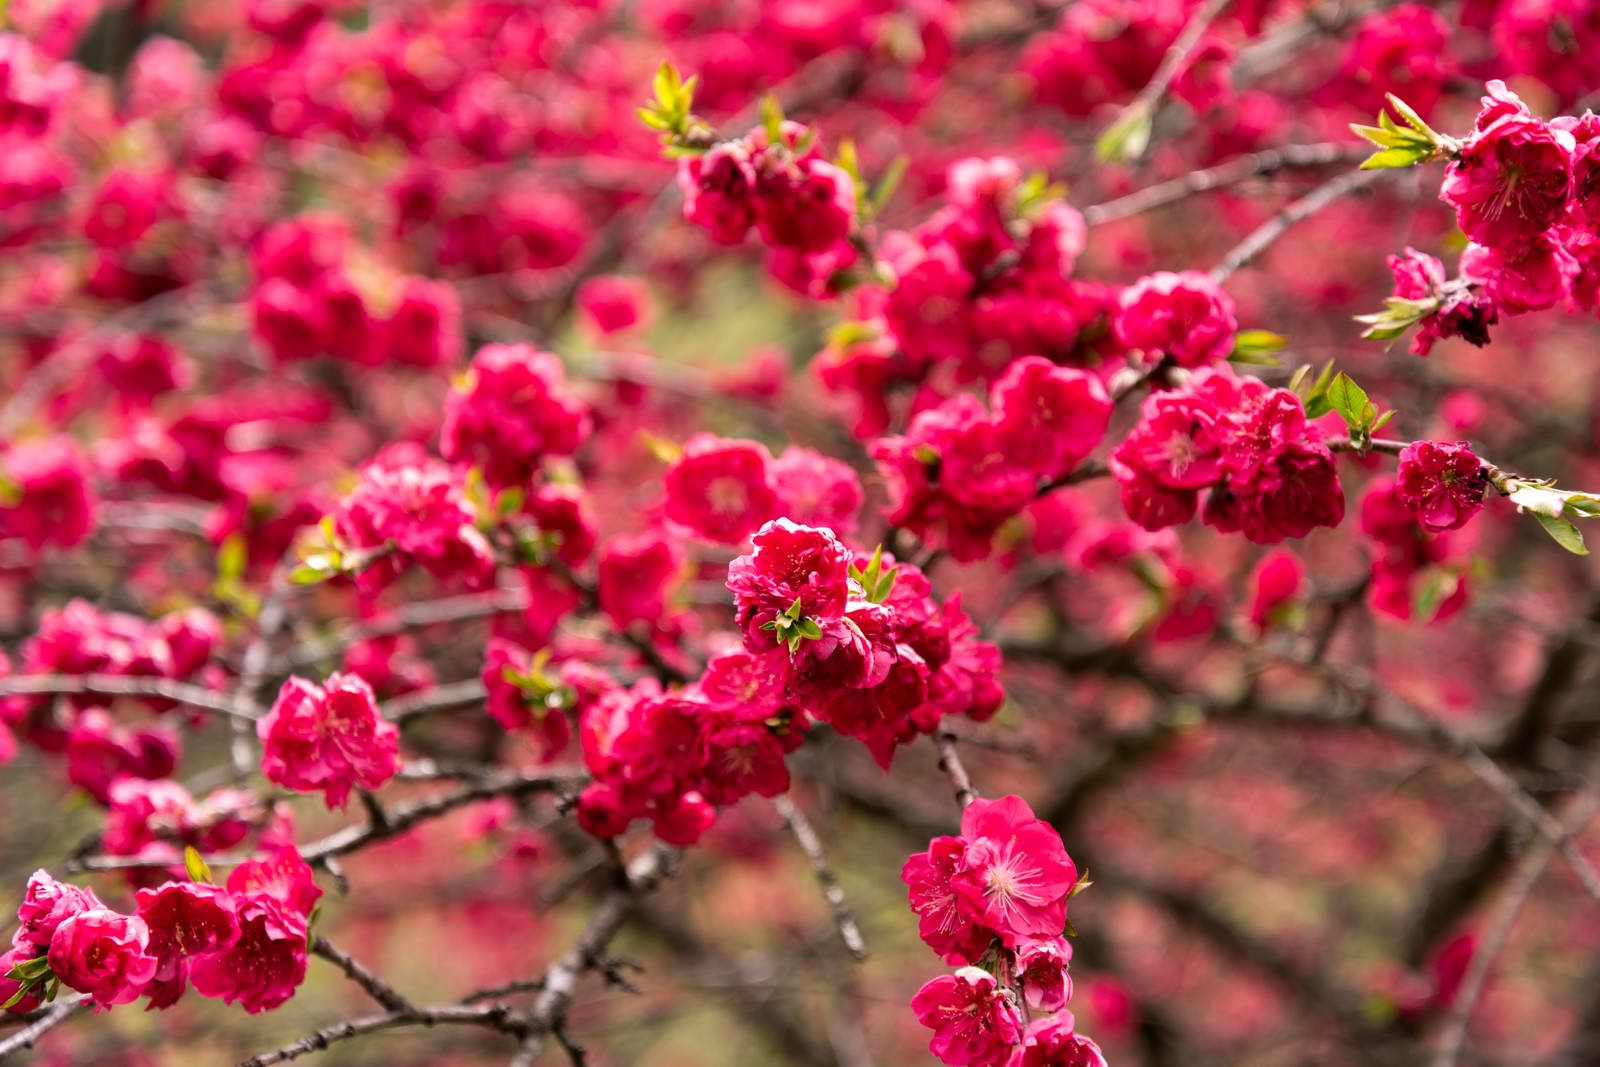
[332,444,497,594]
[1112,366,1343,543]
[663,434,780,544]
[440,342,590,489]
[1115,270,1237,369]
[135,882,240,1009]
[1441,81,1575,249]
[904,795,1078,960]
[186,851,319,1014]
[13,869,102,953]
[1013,1015,1110,1067]
[47,908,159,1008]
[1395,441,1489,532]
[258,673,399,808]
[912,966,1027,1067]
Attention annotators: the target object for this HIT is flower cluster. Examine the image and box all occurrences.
[873,357,1111,560]
[329,443,497,595]
[1376,83,1600,353]
[439,343,591,489]
[0,437,95,553]
[250,215,462,367]
[574,651,801,844]
[258,673,400,809]
[677,121,858,256]
[4,855,316,1015]
[1111,366,1344,543]
[727,520,1004,766]
[903,796,1104,1067]
[815,159,1106,436]
[2,601,223,800]
[663,435,863,545]
[103,779,255,880]
[1113,271,1237,370]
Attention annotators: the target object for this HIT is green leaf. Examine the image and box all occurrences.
[218,532,248,584]
[1229,329,1287,365]
[1,982,32,1011]
[496,487,525,518]
[1371,409,1398,434]
[834,138,861,183]
[869,155,909,216]
[185,845,214,885]
[1360,145,1433,170]
[288,560,336,585]
[784,596,805,621]
[638,431,682,464]
[761,93,784,145]
[1386,93,1442,142]
[794,618,823,640]
[1096,104,1152,163]
[1534,512,1589,555]
[1325,372,1375,433]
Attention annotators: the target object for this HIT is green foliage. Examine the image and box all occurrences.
[1350,94,1450,169]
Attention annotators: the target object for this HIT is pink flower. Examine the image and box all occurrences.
[0,436,95,552]
[13,869,103,953]
[904,837,1001,964]
[754,156,858,254]
[376,275,461,369]
[226,849,323,919]
[1016,937,1074,1012]
[990,357,1112,481]
[135,882,240,1009]
[257,673,400,809]
[1441,83,1575,249]
[678,142,757,244]
[1013,1015,1109,1067]
[597,530,683,629]
[440,343,590,489]
[1115,270,1237,368]
[576,275,649,336]
[1460,232,1579,313]
[770,448,863,538]
[47,908,159,1008]
[727,519,853,649]
[187,893,306,1014]
[911,966,1026,1067]
[951,795,1079,945]
[1395,441,1489,532]
[1385,247,1496,356]
[663,434,779,544]
[1247,549,1305,631]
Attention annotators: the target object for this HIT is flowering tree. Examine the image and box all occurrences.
[0,1,1598,1065]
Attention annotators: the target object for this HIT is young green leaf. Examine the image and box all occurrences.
[184,845,214,885]
[1534,512,1589,555]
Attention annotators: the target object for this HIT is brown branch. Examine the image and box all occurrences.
[771,794,869,961]
[0,996,89,1060]
[312,936,414,1014]
[1083,142,1371,224]
[1209,168,1390,282]
[934,732,978,810]
[0,673,252,721]
[1429,784,1600,1067]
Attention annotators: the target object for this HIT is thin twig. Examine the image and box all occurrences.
[771,794,869,961]
[1430,785,1600,1067]
[0,674,251,720]
[312,937,414,1014]
[935,732,978,809]
[1210,168,1389,282]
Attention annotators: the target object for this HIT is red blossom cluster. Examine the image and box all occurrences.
[3,855,317,1015]
[905,796,1104,1067]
